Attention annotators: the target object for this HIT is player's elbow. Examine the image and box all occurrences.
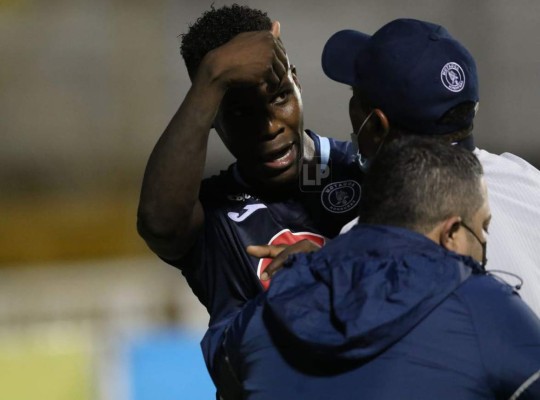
[137,218,187,260]
[137,207,176,241]
[136,206,203,260]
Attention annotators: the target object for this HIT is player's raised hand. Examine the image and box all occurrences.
[247,239,322,281]
[198,20,289,92]
[267,21,290,92]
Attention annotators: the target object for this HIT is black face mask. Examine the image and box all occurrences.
[460,221,488,268]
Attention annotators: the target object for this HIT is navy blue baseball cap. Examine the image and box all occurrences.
[322,18,479,136]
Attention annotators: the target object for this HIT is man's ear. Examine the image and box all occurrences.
[373,109,390,138]
[291,65,301,91]
[440,216,462,252]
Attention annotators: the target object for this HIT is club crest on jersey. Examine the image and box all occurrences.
[441,62,465,92]
[321,180,361,213]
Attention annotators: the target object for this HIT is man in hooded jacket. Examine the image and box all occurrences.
[220,136,540,400]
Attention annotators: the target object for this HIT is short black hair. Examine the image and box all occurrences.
[360,136,484,233]
[180,4,272,78]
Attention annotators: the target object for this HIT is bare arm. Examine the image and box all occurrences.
[136,74,218,260]
[137,22,288,260]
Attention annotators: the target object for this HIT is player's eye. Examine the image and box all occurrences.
[273,89,291,105]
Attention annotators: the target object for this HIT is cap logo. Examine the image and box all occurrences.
[441,62,465,92]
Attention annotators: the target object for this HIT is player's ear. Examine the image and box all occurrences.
[440,216,462,252]
[291,65,301,91]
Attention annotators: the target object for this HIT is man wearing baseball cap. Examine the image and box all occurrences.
[322,19,478,168]
[322,18,540,317]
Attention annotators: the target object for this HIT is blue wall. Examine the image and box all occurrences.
[129,330,215,400]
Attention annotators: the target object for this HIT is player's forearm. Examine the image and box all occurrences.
[137,76,224,255]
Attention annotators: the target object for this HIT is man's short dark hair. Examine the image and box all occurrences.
[180,4,272,78]
[360,136,484,233]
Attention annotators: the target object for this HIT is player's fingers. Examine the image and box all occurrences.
[264,68,281,94]
[262,252,292,280]
[274,51,289,80]
[275,38,289,70]
[271,21,280,38]
[263,239,322,280]
[246,244,287,259]
[272,56,288,86]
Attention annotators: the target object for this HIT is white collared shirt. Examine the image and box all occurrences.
[475,148,540,317]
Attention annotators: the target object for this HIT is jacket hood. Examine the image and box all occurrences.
[265,224,483,362]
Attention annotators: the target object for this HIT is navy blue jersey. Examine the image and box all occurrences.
[164,131,361,324]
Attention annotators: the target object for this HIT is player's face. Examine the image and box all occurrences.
[214,70,304,190]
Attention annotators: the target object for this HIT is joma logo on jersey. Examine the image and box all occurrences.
[227,204,267,222]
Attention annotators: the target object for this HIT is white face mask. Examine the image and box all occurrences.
[350,110,388,174]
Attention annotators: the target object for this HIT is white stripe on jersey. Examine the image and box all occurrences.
[319,136,331,174]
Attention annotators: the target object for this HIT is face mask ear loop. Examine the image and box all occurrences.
[352,109,376,144]
[351,109,375,168]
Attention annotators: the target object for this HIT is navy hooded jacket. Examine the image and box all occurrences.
[222,225,540,400]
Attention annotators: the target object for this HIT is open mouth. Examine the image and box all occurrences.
[262,144,297,171]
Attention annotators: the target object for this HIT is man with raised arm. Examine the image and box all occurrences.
[137,4,361,390]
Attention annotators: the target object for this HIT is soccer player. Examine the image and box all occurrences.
[221,136,540,400]
[136,4,361,389]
